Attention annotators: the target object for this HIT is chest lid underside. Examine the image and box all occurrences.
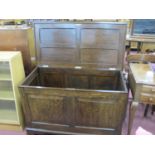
[34,22,127,70]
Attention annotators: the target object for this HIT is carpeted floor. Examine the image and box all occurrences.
[122,102,155,135]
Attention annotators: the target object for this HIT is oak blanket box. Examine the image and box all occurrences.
[20,22,128,134]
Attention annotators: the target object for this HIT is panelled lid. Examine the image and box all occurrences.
[34,22,127,70]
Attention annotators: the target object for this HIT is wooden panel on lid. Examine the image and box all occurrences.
[34,22,127,70]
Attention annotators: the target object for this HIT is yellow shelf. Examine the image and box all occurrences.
[0,74,11,81]
[0,109,18,124]
[0,52,25,129]
[0,90,14,100]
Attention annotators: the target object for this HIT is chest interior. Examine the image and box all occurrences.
[26,67,126,91]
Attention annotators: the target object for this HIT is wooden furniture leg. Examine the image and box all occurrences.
[128,101,139,135]
[151,105,155,115]
[137,42,143,52]
[144,104,149,117]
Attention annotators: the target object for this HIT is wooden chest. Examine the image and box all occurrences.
[20,22,128,134]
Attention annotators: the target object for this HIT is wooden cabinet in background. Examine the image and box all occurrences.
[0,26,35,75]
[128,63,155,134]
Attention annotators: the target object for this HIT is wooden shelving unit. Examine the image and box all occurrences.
[0,74,11,81]
[0,90,14,100]
[0,52,25,131]
[0,108,18,124]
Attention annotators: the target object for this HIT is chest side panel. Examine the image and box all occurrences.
[27,94,69,124]
[74,94,127,129]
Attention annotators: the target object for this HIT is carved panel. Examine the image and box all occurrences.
[42,72,65,87]
[75,97,119,128]
[67,74,89,89]
[81,49,118,65]
[28,95,67,124]
[40,48,78,62]
[35,22,126,70]
[90,75,117,90]
[80,29,119,49]
[40,28,77,47]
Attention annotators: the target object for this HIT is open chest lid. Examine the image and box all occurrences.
[34,21,127,70]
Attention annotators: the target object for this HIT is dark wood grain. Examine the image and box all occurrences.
[0,27,35,75]
[20,22,128,135]
[20,67,128,135]
[34,22,127,70]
